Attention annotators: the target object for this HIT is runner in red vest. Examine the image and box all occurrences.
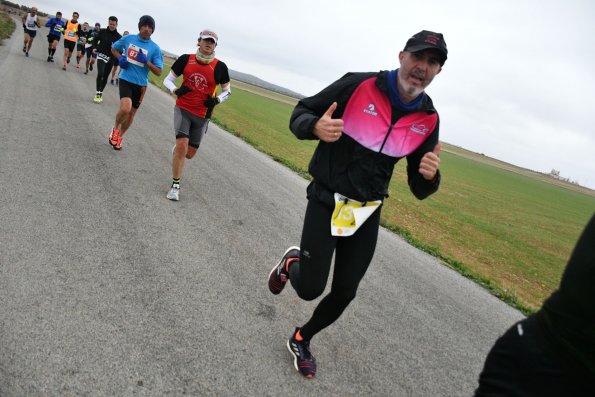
[163,29,231,201]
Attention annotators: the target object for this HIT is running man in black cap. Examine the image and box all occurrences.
[45,11,65,62]
[108,15,163,150]
[267,30,447,378]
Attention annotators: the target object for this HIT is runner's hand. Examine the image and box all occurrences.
[419,143,441,181]
[204,97,219,107]
[313,102,343,143]
[118,55,128,69]
[136,51,147,64]
[175,85,192,97]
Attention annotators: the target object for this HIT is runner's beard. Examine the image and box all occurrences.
[398,73,424,99]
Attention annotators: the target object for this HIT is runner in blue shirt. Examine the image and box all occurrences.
[45,11,65,62]
[108,15,163,150]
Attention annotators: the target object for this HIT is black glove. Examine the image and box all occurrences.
[175,85,192,97]
[204,97,219,107]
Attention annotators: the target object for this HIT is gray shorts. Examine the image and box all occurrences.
[174,106,209,148]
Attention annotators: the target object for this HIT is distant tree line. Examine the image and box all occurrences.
[549,169,580,186]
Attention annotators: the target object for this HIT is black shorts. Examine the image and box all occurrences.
[64,40,76,52]
[77,44,85,53]
[85,48,97,58]
[24,28,37,38]
[47,34,60,44]
[118,79,147,109]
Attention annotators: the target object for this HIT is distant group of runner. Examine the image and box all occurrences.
[18,7,595,391]
[20,7,231,204]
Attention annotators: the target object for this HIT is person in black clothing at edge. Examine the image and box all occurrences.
[475,213,595,396]
[268,30,446,378]
[91,16,121,103]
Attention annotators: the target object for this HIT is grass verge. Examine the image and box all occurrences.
[0,10,16,43]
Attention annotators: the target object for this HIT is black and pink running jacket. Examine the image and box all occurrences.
[290,70,441,203]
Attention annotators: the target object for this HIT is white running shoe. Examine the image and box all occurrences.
[166,185,180,201]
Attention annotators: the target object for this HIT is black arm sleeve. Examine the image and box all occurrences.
[406,119,441,200]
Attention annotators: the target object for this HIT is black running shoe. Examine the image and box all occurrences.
[287,328,317,378]
[268,246,299,294]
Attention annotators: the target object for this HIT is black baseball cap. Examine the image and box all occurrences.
[403,30,448,65]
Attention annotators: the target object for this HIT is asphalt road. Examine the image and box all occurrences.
[0,25,524,396]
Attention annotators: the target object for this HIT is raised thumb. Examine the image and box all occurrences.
[323,102,338,118]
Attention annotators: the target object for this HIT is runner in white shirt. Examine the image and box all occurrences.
[21,7,41,57]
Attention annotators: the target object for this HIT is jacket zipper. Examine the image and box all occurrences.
[378,124,394,154]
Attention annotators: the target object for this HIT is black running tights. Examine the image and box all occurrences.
[96,58,114,92]
[289,197,381,340]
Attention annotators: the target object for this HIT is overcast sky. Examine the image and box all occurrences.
[30,0,595,189]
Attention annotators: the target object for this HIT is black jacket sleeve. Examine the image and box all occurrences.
[405,110,441,200]
[289,72,376,140]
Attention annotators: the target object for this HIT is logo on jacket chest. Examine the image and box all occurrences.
[410,124,429,135]
[363,103,378,116]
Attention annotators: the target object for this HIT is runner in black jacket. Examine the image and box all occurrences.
[268,30,447,378]
[91,16,121,103]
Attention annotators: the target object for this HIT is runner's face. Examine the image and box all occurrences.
[139,25,153,39]
[397,49,442,102]
[72,13,79,22]
[108,20,117,31]
[199,38,216,55]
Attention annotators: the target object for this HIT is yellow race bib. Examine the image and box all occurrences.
[331,193,381,237]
